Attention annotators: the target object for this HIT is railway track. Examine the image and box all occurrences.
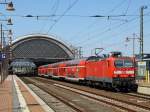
[34,77,150,102]
[21,77,150,112]
[21,77,85,112]
[126,92,150,100]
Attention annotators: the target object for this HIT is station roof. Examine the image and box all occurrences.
[11,34,75,65]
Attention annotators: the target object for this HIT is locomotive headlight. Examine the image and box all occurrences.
[126,71,134,74]
[114,71,122,74]
[114,70,134,74]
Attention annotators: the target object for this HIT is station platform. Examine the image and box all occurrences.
[137,82,150,95]
[0,75,54,112]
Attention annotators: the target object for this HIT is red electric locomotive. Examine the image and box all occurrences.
[38,52,137,91]
[85,52,136,91]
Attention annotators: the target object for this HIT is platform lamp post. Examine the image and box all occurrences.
[2,29,12,81]
[0,19,13,83]
[0,0,14,84]
[0,1,15,11]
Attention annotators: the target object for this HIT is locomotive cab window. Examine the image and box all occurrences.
[115,59,133,68]
[124,60,133,67]
[115,60,123,67]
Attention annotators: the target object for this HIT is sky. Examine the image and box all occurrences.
[1,0,150,57]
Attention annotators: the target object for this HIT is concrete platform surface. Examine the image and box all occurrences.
[137,83,150,95]
[0,76,12,112]
[0,75,54,112]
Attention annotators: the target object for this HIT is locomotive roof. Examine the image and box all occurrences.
[86,55,106,61]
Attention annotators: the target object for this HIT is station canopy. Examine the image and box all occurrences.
[10,59,36,68]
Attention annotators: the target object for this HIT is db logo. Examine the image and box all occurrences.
[2,53,6,59]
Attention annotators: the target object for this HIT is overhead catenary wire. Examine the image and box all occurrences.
[83,15,150,56]
[67,14,140,43]
[67,0,133,44]
[75,16,138,46]
[123,0,131,15]
[40,0,60,33]
[46,0,79,34]
[71,3,148,48]
[92,10,150,54]
[67,0,139,44]
[74,9,150,47]
[108,0,127,14]
[3,11,150,19]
